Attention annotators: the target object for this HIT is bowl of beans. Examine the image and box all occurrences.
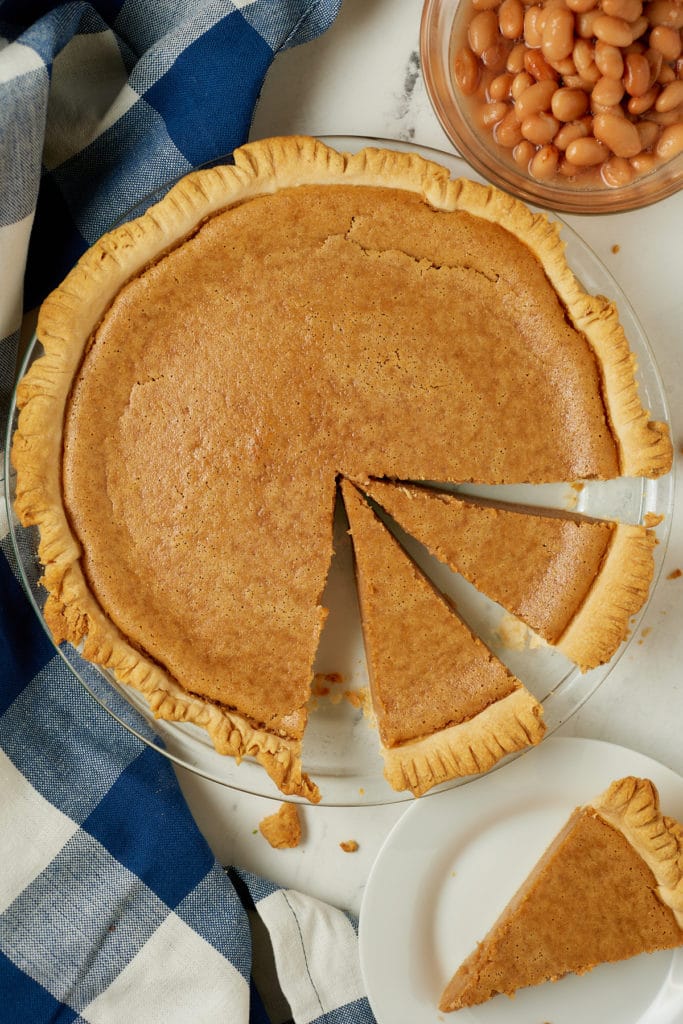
[420,0,683,211]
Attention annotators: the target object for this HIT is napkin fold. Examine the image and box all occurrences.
[0,3,378,1021]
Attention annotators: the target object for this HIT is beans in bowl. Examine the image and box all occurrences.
[452,0,683,185]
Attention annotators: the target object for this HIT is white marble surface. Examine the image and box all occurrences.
[174,0,683,921]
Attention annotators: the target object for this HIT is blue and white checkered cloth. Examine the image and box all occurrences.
[0,3,377,1021]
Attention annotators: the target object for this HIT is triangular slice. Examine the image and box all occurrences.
[339,480,545,797]
[360,479,656,671]
[440,776,683,1012]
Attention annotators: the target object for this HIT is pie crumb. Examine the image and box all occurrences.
[259,802,302,849]
[564,480,585,509]
[344,689,364,709]
[312,671,344,697]
[611,244,620,254]
[643,512,665,527]
[340,839,359,853]
[667,568,682,580]
[344,686,373,720]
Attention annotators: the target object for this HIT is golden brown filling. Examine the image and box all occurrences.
[62,184,618,735]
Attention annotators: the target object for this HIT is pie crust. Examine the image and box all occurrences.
[440,776,683,1011]
[12,136,672,801]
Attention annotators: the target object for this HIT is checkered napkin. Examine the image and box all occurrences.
[0,3,377,1022]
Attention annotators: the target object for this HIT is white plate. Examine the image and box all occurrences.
[359,736,683,1023]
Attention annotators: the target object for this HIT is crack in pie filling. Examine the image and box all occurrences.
[12,136,672,802]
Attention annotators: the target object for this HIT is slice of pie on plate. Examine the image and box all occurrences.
[359,479,656,671]
[339,480,545,796]
[440,776,683,1012]
[11,135,671,800]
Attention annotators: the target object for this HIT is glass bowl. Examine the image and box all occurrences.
[420,0,683,213]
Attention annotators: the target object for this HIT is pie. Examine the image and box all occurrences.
[11,136,672,802]
[258,802,302,850]
[439,776,683,1011]
[340,480,545,796]
[358,479,656,670]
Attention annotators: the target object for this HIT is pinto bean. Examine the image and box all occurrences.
[542,7,576,62]
[499,0,525,39]
[468,10,499,56]
[552,85,591,119]
[593,109,643,153]
[623,52,652,94]
[601,154,636,183]
[514,79,558,120]
[649,25,682,61]
[565,135,611,162]
[593,14,635,46]
[530,143,561,176]
[454,46,480,94]
[595,40,625,77]
[656,120,683,156]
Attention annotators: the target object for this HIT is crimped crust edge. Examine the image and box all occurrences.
[381,687,545,797]
[557,523,656,670]
[592,776,683,929]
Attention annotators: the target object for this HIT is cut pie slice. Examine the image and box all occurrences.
[339,480,545,797]
[359,479,656,670]
[440,776,683,1012]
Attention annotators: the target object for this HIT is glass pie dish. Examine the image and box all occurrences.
[3,138,674,806]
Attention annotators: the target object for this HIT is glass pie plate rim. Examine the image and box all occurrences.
[3,135,675,807]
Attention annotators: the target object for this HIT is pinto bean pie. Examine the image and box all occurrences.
[12,137,672,802]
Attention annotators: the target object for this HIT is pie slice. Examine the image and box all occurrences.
[11,136,671,801]
[359,479,656,670]
[339,480,545,796]
[440,776,683,1012]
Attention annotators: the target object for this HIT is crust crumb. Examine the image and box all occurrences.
[643,512,664,527]
[340,839,359,853]
[667,569,682,580]
[259,802,302,849]
[312,671,344,696]
[638,626,652,645]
